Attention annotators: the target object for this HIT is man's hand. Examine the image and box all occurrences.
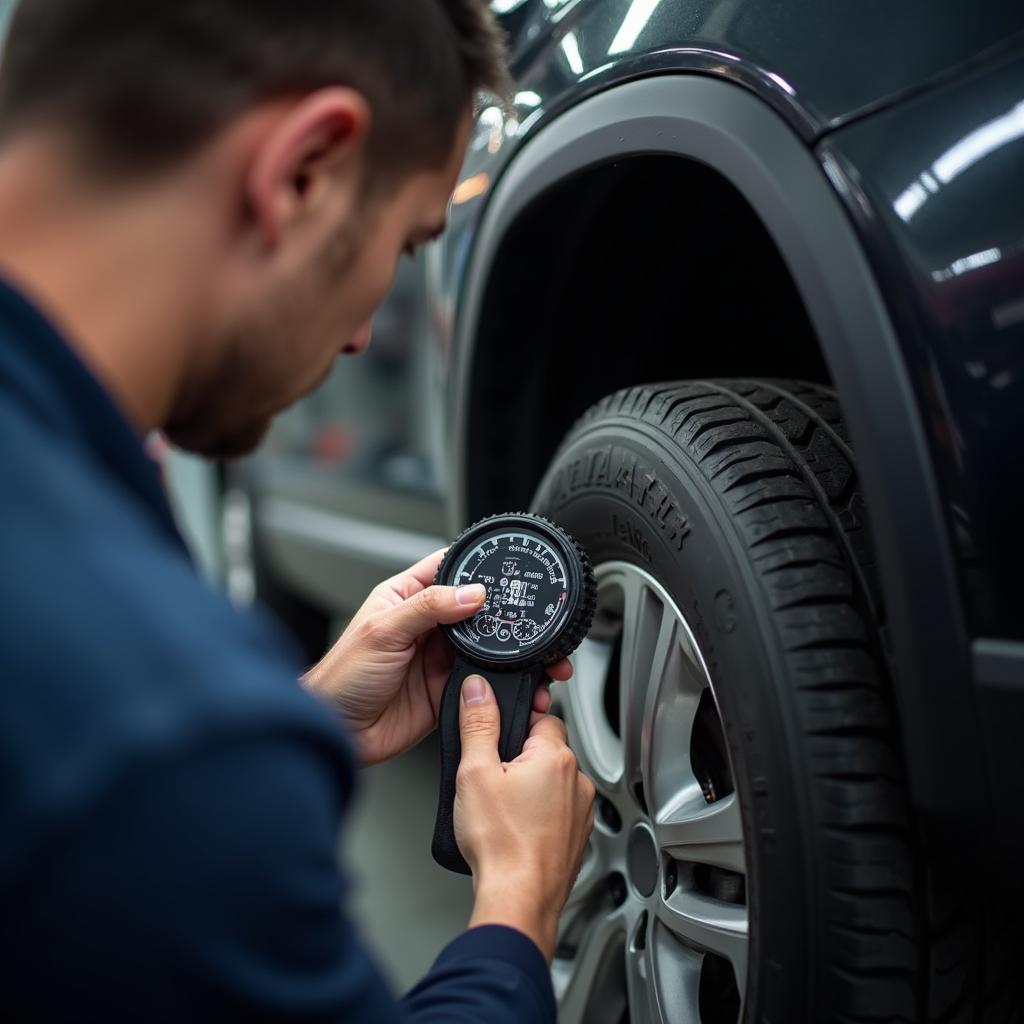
[302,550,572,765]
[454,675,596,963]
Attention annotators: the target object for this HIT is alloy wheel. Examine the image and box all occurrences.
[552,562,748,1024]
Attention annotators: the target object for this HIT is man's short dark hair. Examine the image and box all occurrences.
[0,0,509,183]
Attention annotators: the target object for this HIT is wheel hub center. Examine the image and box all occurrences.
[627,824,659,897]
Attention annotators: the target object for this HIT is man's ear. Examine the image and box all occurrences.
[245,87,372,251]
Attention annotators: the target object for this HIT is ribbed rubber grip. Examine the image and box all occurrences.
[431,655,546,874]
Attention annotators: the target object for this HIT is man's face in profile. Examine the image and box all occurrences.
[165,108,472,461]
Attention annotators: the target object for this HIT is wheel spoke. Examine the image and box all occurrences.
[619,575,664,795]
[655,889,748,995]
[657,792,746,874]
[563,638,620,790]
[554,908,626,1023]
[558,843,603,942]
[650,919,704,1023]
[625,943,663,1024]
[646,643,708,820]
[638,610,680,792]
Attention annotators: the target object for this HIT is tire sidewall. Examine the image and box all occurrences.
[534,417,814,1022]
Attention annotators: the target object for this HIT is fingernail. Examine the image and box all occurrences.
[463,675,487,704]
[457,584,486,605]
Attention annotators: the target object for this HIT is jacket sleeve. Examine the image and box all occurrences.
[401,925,556,1023]
[4,731,554,1024]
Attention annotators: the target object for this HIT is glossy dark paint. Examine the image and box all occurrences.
[442,2,1024,324]
[819,51,1024,640]
[498,0,1024,135]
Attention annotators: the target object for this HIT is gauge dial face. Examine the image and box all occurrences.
[450,529,571,660]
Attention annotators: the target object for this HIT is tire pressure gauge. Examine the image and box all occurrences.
[432,513,596,874]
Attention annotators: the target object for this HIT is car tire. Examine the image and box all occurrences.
[533,379,921,1023]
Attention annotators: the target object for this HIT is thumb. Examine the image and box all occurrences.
[459,675,500,765]
[377,584,487,647]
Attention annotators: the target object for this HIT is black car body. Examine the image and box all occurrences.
[232,2,1024,1020]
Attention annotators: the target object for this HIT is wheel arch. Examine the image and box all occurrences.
[451,74,978,823]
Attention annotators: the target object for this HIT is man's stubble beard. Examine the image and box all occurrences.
[164,218,365,460]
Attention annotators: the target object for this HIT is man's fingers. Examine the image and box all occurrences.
[526,713,568,746]
[528,707,555,732]
[458,675,500,767]
[546,659,574,682]
[403,548,449,590]
[372,584,486,646]
[532,684,552,715]
[381,548,449,598]
[515,713,571,763]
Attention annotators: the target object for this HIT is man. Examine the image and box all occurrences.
[0,1,595,1020]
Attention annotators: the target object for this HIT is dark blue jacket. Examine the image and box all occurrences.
[0,278,556,1023]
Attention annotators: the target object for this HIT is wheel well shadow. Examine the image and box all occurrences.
[466,154,831,520]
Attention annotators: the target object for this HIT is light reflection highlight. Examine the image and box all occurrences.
[931,247,1002,282]
[514,91,543,108]
[452,172,491,206]
[894,99,1024,222]
[472,105,506,155]
[551,0,588,24]
[765,71,796,97]
[933,100,1024,184]
[609,0,664,54]
[561,31,584,75]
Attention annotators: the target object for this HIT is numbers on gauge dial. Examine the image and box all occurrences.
[452,530,570,658]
